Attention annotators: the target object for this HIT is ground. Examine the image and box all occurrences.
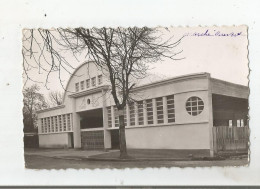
[24,148,248,169]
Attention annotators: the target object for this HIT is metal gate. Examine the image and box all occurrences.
[81,130,104,150]
[213,126,249,153]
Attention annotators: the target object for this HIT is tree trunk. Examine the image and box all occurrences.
[118,114,128,158]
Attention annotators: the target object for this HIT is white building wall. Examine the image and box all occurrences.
[39,133,71,148]
[125,123,210,149]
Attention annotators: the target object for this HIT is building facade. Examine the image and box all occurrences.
[37,62,249,156]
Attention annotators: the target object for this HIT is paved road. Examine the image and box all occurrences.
[24,155,248,169]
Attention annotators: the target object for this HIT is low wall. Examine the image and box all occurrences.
[125,123,210,150]
[39,133,71,148]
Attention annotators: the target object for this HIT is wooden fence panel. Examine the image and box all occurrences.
[213,126,249,152]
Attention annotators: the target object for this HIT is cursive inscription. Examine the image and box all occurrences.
[184,29,243,37]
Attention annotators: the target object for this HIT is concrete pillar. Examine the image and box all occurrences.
[152,98,157,125]
[102,89,111,149]
[134,102,139,126]
[143,100,148,125]
[126,104,130,127]
[111,105,115,128]
[163,96,168,124]
[207,74,215,157]
[72,98,81,148]
[38,119,42,134]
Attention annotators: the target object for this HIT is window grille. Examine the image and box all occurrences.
[156,97,164,124]
[47,117,51,132]
[41,118,44,133]
[67,114,71,131]
[44,118,47,133]
[86,79,90,88]
[146,99,153,124]
[114,106,119,127]
[186,96,204,116]
[51,117,54,132]
[107,107,112,128]
[91,77,96,87]
[129,103,135,126]
[55,116,58,132]
[138,101,144,125]
[80,81,85,90]
[167,95,175,123]
[59,115,62,131]
[63,114,67,131]
[98,75,103,85]
[75,83,79,92]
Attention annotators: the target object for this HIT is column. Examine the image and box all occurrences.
[126,104,130,127]
[72,98,81,148]
[152,98,157,125]
[163,96,168,124]
[134,102,139,126]
[70,113,73,131]
[37,118,42,134]
[102,89,111,149]
[66,114,69,131]
[111,105,115,128]
[143,100,148,125]
[207,74,215,157]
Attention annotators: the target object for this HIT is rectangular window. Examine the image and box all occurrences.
[63,114,67,131]
[114,106,119,127]
[80,81,85,90]
[146,99,153,125]
[156,97,164,124]
[107,107,112,128]
[86,79,90,88]
[47,117,51,133]
[98,75,103,85]
[41,119,44,133]
[167,95,175,123]
[129,103,135,126]
[91,77,96,87]
[51,117,54,132]
[67,114,71,131]
[44,118,47,133]
[138,101,144,125]
[59,115,62,132]
[55,116,58,132]
[75,83,79,92]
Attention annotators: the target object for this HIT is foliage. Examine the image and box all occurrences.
[23,84,48,133]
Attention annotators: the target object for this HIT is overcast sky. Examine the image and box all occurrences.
[24,26,248,97]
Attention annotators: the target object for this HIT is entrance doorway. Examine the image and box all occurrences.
[111,130,120,149]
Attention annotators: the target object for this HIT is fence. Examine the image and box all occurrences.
[213,126,249,153]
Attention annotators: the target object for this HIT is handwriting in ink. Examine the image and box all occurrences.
[184,29,243,37]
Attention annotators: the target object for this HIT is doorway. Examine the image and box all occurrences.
[111,129,120,149]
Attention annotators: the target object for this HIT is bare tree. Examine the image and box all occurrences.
[48,91,63,107]
[23,84,49,133]
[22,27,183,158]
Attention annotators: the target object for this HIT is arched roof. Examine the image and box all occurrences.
[62,61,95,104]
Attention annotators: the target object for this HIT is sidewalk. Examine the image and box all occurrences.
[24,148,228,161]
[24,148,118,160]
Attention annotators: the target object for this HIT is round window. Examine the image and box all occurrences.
[186,96,204,116]
[87,99,91,105]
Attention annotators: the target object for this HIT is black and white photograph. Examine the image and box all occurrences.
[22,26,249,169]
[1,0,260,186]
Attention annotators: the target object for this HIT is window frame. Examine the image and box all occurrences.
[186,96,204,116]
[91,77,96,87]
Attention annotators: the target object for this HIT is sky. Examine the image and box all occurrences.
[23,26,248,97]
